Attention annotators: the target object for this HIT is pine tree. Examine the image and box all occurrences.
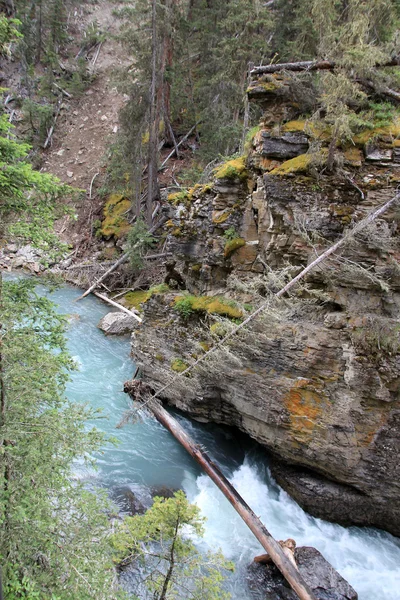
[112,490,233,600]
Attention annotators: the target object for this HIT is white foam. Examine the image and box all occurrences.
[185,461,400,600]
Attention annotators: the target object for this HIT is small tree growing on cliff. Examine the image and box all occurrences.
[112,490,233,600]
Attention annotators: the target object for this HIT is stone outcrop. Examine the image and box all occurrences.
[98,311,137,335]
[130,81,400,535]
[247,547,358,600]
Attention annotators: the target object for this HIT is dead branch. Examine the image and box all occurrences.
[251,56,400,76]
[93,291,142,322]
[160,122,200,170]
[75,217,167,301]
[43,97,63,149]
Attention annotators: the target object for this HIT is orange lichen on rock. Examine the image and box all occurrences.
[283,385,326,441]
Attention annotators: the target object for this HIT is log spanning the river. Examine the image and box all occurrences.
[123,380,317,600]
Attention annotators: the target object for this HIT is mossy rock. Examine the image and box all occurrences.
[124,290,152,310]
[353,117,400,146]
[171,358,189,373]
[224,237,246,258]
[212,209,232,224]
[168,190,189,205]
[124,284,169,310]
[174,294,243,320]
[100,194,131,239]
[269,153,312,176]
[214,156,248,181]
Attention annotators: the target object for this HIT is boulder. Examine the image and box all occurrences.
[246,546,358,600]
[109,486,146,515]
[261,132,309,159]
[98,312,137,335]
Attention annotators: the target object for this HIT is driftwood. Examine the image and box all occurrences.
[251,56,400,76]
[93,292,142,323]
[76,217,167,301]
[123,384,317,600]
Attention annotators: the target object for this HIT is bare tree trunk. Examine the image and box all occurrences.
[123,386,317,600]
[240,62,254,154]
[147,0,160,226]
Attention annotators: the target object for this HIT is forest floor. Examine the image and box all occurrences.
[41,0,130,250]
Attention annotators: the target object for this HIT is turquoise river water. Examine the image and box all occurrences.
[33,282,400,599]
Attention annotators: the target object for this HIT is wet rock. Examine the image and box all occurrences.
[246,547,358,600]
[110,486,146,515]
[150,486,178,499]
[98,312,137,335]
[261,132,309,159]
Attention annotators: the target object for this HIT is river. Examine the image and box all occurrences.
[38,282,400,599]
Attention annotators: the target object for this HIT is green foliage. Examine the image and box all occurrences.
[126,219,155,270]
[174,295,194,319]
[22,98,54,144]
[112,490,233,599]
[223,227,237,241]
[0,278,122,599]
[0,112,72,254]
[0,15,22,55]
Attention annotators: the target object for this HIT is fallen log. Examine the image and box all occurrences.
[75,217,167,301]
[93,291,142,323]
[251,56,400,76]
[123,386,317,600]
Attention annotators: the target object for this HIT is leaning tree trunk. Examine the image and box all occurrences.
[123,385,317,600]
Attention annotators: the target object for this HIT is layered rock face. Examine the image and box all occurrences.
[131,82,400,535]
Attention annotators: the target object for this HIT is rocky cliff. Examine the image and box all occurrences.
[130,79,400,536]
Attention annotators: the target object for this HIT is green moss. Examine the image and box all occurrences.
[155,353,165,362]
[214,156,247,181]
[191,264,202,272]
[199,341,210,352]
[224,237,246,258]
[124,290,152,310]
[212,209,232,224]
[269,153,312,176]
[281,120,331,141]
[124,284,169,310]
[174,294,243,320]
[210,322,227,337]
[100,194,131,239]
[353,117,400,146]
[167,191,189,205]
[171,358,189,373]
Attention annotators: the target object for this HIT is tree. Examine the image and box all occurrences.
[112,490,233,600]
[0,17,121,596]
[0,278,125,600]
